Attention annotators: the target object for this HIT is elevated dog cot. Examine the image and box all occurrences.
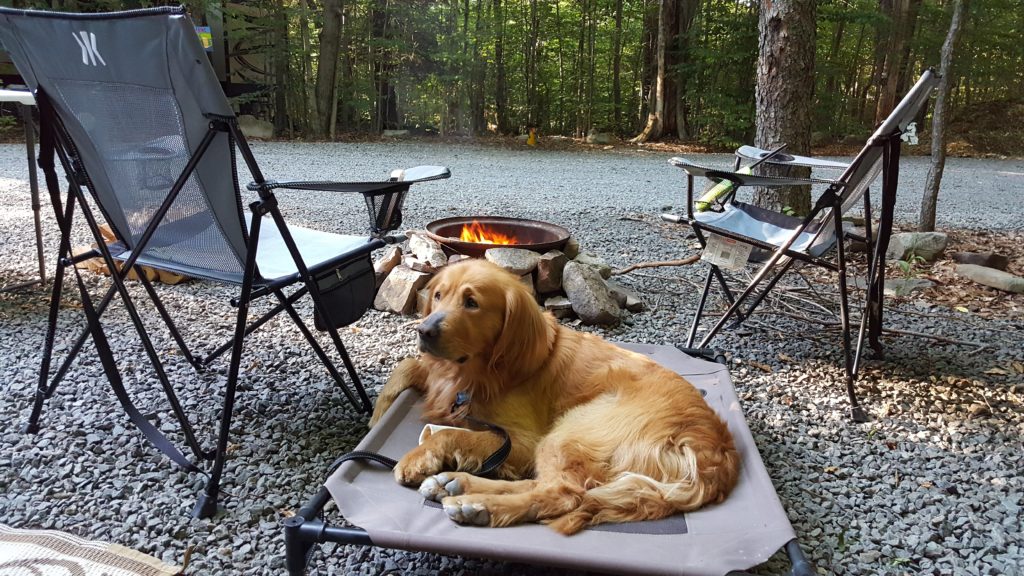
[285,344,816,576]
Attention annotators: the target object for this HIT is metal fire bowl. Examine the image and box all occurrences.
[424,216,571,258]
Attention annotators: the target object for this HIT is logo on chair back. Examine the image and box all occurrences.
[72,31,106,67]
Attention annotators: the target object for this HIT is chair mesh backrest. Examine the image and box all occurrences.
[835,70,939,215]
[0,7,249,281]
[801,70,937,254]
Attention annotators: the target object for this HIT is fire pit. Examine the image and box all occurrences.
[425,216,571,258]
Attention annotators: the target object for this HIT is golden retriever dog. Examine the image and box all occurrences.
[370,259,739,534]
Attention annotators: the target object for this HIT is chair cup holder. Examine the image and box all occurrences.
[363,189,408,236]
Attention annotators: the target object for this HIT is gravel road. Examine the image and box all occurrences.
[1,140,1021,575]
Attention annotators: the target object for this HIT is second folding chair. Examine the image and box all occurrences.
[662,70,939,421]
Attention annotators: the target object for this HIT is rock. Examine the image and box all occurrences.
[416,287,431,315]
[562,261,620,326]
[373,245,402,286]
[543,296,574,319]
[607,281,646,312]
[956,264,1024,294]
[382,129,410,137]
[585,131,613,145]
[858,550,882,563]
[402,254,439,274]
[883,277,935,297]
[237,114,274,140]
[484,247,542,276]
[409,234,448,270]
[448,254,470,266]
[886,232,948,262]
[573,252,612,279]
[605,281,628,307]
[535,251,569,293]
[951,251,1009,271]
[373,265,432,315]
[518,274,536,298]
[563,237,580,259]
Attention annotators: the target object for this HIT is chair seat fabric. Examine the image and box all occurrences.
[694,201,835,257]
[249,214,376,281]
[111,215,376,284]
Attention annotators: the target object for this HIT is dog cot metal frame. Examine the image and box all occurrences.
[0,5,447,518]
[282,347,817,576]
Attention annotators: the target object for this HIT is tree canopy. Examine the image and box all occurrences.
[5,0,1022,149]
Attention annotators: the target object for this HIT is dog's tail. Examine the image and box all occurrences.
[547,441,740,535]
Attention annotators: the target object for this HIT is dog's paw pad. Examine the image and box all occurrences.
[419,473,464,501]
[442,498,490,526]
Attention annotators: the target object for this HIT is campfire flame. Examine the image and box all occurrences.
[459,220,516,245]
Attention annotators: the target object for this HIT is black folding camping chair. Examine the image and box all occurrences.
[662,70,939,421]
[0,6,448,517]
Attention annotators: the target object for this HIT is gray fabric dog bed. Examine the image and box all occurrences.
[286,344,814,575]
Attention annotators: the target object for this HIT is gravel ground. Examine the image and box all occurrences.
[1,140,1022,576]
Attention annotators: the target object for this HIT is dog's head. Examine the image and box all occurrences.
[416,259,552,377]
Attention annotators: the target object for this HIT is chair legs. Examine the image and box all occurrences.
[203,284,371,414]
[194,205,264,519]
[834,231,866,423]
[687,245,867,421]
[276,290,372,413]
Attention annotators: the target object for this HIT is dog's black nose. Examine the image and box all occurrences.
[417,312,445,341]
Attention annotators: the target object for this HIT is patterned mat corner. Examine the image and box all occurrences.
[0,524,181,576]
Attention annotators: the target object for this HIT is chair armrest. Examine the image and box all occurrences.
[247,180,409,195]
[388,165,451,183]
[735,145,850,170]
[248,166,450,193]
[668,157,842,187]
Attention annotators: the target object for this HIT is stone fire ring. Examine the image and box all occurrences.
[424,216,571,258]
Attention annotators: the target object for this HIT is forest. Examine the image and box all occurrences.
[4,0,1023,151]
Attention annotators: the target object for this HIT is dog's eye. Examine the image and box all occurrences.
[434,291,441,301]
[465,296,478,309]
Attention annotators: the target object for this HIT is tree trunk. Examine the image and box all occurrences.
[298,0,316,134]
[632,0,678,143]
[573,0,587,137]
[612,0,623,134]
[675,0,698,139]
[372,0,398,131]
[753,0,816,216]
[637,0,658,130]
[273,0,289,136]
[315,0,344,138]
[471,0,486,134]
[493,0,510,134]
[920,0,967,232]
[874,0,921,124]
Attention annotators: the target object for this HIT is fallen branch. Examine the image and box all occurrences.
[612,254,700,276]
[879,326,990,350]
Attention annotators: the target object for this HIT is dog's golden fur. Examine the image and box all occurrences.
[370,259,739,534]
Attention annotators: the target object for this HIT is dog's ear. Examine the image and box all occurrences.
[491,279,550,376]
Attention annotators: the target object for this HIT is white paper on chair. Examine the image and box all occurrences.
[701,233,752,271]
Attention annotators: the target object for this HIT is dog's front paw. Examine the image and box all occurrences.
[419,472,465,502]
[394,447,443,486]
[441,496,490,526]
